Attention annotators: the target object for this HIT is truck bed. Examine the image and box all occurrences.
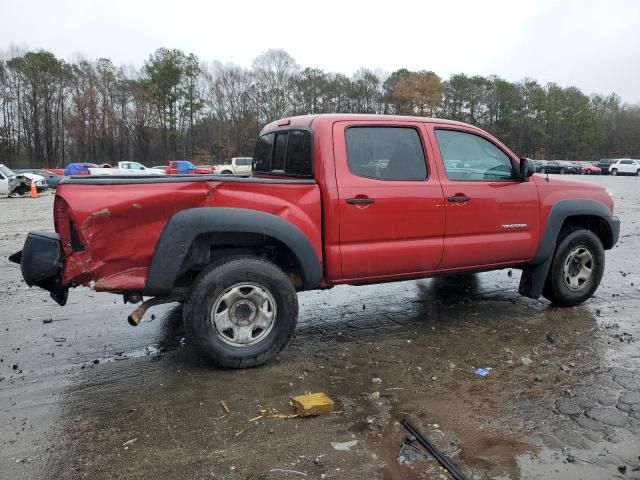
[55,175,322,292]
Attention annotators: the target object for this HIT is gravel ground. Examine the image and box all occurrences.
[1,175,639,480]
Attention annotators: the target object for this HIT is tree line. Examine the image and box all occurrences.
[1,46,639,169]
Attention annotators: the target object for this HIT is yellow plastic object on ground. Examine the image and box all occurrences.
[290,392,335,417]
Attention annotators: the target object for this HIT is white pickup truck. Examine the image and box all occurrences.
[88,162,166,176]
[214,157,253,175]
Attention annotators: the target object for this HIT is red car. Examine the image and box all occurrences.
[581,165,602,175]
[11,114,620,368]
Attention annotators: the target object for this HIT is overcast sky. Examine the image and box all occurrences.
[3,0,639,102]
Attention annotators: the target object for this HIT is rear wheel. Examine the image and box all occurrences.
[541,228,604,306]
[560,168,566,174]
[221,170,233,175]
[184,256,298,368]
[636,169,640,176]
[611,169,618,176]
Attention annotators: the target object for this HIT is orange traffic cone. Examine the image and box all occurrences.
[30,179,38,198]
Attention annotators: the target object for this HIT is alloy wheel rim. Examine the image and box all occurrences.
[563,246,594,291]
[211,283,276,347]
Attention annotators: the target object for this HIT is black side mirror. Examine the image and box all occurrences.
[519,158,535,179]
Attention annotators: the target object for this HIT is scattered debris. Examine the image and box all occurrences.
[371,377,383,384]
[398,438,429,464]
[331,440,358,451]
[53,337,66,343]
[547,333,557,344]
[474,367,492,377]
[370,391,380,400]
[122,437,138,447]
[618,465,627,474]
[291,392,335,417]
[401,419,470,480]
[270,468,307,476]
[42,317,53,324]
[219,399,231,414]
[521,356,533,366]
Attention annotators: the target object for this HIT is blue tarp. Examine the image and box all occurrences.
[64,163,92,175]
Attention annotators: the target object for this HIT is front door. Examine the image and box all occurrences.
[430,126,540,269]
[333,121,445,279]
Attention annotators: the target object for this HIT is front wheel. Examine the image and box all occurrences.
[541,228,604,307]
[636,169,640,176]
[611,169,618,176]
[184,256,298,368]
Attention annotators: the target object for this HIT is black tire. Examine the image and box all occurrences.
[183,256,298,368]
[636,169,640,176]
[221,170,233,175]
[611,169,618,176]
[560,168,565,174]
[541,228,604,307]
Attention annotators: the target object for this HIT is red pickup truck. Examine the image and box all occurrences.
[10,114,620,368]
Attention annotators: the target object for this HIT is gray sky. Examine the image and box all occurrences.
[3,0,640,102]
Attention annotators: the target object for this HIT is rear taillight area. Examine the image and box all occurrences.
[54,196,84,253]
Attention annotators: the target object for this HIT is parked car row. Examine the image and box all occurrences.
[597,158,640,176]
[532,158,640,176]
[1,157,255,195]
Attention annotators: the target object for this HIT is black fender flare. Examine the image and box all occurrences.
[144,207,322,296]
[519,199,620,299]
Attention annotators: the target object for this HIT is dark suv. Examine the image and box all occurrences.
[597,159,613,175]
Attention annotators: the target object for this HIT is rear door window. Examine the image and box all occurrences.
[345,127,427,180]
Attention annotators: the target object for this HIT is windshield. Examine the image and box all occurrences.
[0,165,16,178]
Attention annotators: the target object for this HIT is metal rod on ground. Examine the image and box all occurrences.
[400,419,470,480]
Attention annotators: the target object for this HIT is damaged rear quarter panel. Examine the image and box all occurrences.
[56,179,321,291]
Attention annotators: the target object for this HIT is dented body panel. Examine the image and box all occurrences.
[54,177,322,292]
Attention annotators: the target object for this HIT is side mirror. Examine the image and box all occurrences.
[519,158,535,179]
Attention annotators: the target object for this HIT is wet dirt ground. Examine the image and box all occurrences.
[1,175,639,480]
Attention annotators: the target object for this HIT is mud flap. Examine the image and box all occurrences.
[519,255,553,299]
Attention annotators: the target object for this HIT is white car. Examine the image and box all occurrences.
[0,164,48,196]
[609,158,640,176]
[88,161,166,176]
[215,157,253,176]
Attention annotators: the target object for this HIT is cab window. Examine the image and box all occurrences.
[435,129,514,181]
[253,130,313,177]
[345,127,427,180]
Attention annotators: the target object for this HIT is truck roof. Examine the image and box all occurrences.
[262,114,474,134]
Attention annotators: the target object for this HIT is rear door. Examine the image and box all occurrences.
[333,121,445,279]
[619,160,637,174]
[429,126,540,269]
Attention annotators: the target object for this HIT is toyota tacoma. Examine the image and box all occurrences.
[10,114,620,368]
